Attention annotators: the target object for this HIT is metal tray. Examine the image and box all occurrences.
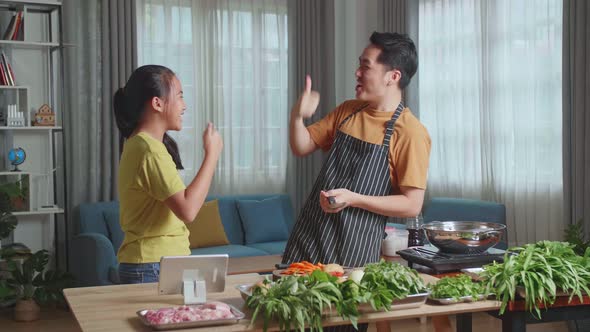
[136,303,246,330]
[238,284,429,313]
[428,294,489,305]
[358,292,430,312]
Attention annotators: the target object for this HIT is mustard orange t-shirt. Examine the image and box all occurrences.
[117,132,190,263]
[307,100,431,193]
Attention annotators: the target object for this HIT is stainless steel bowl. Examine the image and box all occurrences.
[421,221,506,254]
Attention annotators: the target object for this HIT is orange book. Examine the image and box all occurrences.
[11,12,22,40]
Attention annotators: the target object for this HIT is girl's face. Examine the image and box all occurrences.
[165,76,186,131]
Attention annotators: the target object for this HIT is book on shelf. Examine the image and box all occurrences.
[0,60,6,85]
[2,11,24,41]
[0,52,15,86]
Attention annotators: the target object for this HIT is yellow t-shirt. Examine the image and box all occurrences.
[117,132,190,263]
[307,100,431,193]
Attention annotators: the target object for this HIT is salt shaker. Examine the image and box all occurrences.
[406,214,424,247]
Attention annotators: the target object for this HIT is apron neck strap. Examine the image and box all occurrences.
[337,103,370,129]
[382,102,404,147]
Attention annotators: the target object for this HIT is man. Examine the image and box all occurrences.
[283,31,431,270]
[283,31,431,332]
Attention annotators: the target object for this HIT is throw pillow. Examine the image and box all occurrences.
[237,197,289,244]
[187,199,230,248]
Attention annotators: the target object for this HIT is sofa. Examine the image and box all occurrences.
[70,194,294,287]
[70,195,507,287]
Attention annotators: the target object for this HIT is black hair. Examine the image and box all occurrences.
[113,65,184,169]
[369,31,418,90]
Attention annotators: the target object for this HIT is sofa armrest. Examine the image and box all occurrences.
[70,233,118,287]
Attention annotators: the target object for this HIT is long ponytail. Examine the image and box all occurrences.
[163,134,183,170]
[113,87,135,139]
[113,65,184,169]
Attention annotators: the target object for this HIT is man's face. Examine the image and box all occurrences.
[355,45,392,102]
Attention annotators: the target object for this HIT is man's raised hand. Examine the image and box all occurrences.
[292,75,320,119]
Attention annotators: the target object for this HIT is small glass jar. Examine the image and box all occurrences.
[406,214,424,247]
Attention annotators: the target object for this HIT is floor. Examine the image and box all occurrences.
[0,307,80,332]
[0,307,571,332]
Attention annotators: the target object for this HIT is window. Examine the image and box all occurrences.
[419,0,563,245]
[137,0,288,193]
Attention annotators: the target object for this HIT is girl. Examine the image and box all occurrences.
[113,65,223,284]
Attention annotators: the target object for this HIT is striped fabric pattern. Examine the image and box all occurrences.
[283,102,404,268]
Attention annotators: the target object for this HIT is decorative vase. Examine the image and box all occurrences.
[14,299,40,322]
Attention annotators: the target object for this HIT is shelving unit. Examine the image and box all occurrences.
[0,0,65,268]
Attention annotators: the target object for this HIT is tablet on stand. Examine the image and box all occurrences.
[158,254,229,304]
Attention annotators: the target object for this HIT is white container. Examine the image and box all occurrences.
[382,229,408,256]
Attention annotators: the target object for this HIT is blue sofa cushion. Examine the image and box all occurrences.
[103,208,125,253]
[206,197,246,245]
[190,244,268,257]
[247,241,287,255]
[237,197,289,245]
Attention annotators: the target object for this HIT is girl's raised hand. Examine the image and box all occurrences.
[203,122,223,159]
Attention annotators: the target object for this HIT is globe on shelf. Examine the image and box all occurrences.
[8,147,26,172]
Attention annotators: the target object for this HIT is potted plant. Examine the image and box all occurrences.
[0,178,29,212]
[0,249,74,321]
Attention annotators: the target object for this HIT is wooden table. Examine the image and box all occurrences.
[486,295,590,332]
[64,273,502,332]
[227,255,281,275]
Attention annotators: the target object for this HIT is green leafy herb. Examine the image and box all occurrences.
[246,260,427,331]
[481,241,590,319]
[430,274,484,300]
[360,260,427,312]
[247,270,343,332]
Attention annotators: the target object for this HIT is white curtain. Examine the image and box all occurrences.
[136,0,288,194]
[419,0,563,246]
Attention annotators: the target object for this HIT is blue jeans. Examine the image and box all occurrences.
[118,262,160,284]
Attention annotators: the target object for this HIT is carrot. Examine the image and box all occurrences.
[280,261,324,276]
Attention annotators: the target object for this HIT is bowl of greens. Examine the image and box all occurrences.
[422,221,506,254]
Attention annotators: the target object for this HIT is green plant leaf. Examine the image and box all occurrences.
[0,211,17,238]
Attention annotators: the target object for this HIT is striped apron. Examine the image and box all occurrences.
[283,102,404,268]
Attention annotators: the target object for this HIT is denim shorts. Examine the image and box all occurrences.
[119,262,160,284]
